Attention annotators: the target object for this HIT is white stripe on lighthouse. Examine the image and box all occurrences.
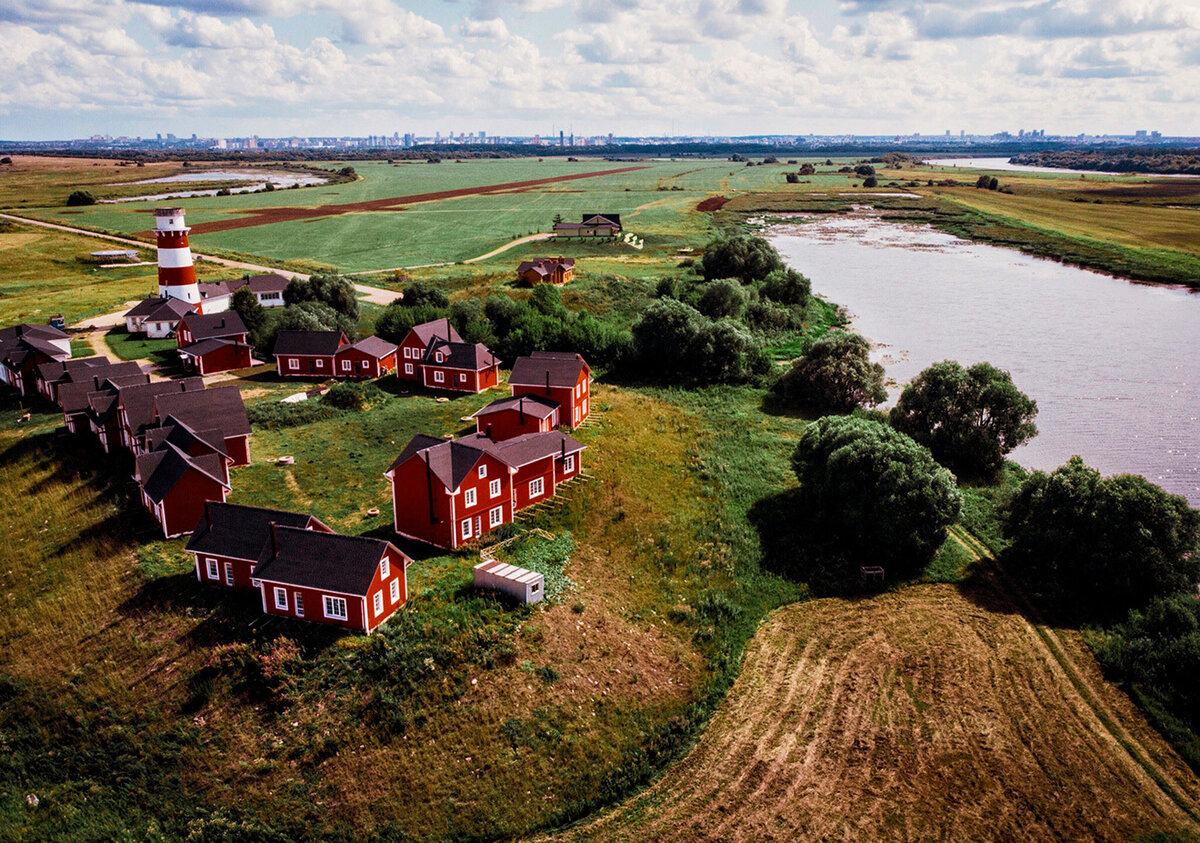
[157,247,194,269]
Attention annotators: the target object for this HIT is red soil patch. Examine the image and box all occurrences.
[696,196,729,212]
[139,166,650,236]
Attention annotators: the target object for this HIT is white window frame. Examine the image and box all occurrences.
[404,363,413,374]
[583,397,588,415]
[435,352,444,363]
[288,358,298,370]
[403,347,411,359]
[529,477,544,497]
[295,592,304,617]
[464,488,476,507]
[434,370,444,383]
[489,478,501,498]
[224,562,234,585]
[461,519,473,540]
[315,359,324,368]
[381,557,390,579]
[478,465,487,479]
[489,505,503,527]
[390,579,400,603]
[459,373,467,383]
[323,595,348,620]
[341,360,352,372]
[274,587,288,610]
[564,455,574,473]
[206,558,219,579]
[373,591,384,617]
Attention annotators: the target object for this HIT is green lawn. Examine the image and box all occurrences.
[104,328,179,367]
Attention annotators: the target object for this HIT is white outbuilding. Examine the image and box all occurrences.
[473,559,544,604]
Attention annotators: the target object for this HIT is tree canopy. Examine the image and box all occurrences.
[696,279,747,320]
[230,286,267,347]
[283,273,359,322]
[701,235,785,284]
[890,360,1038,481]
[759,268,811,309]
[775,331,886,413]
[1003,457,1200,620]
[791,415,961,579]
[401,280,450,310]
[630,298,768,383]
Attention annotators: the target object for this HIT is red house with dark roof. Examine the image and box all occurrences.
[384,430,584,550]
[397,319,461,382]
[274,330,349,378]
[60,371,149,434]
[335,336,398,379]
[472,394,560,441]
[111,377,206,454]
[134,442,231,538]
[0,323,73,397]
[176,312,247,348]
[37,357,141,405]
[146,385,252,466]
[421,338,499,394]
[509,351,591,428]
[186,502,332,589]
[179,338,254,376]
[252,526,410,633]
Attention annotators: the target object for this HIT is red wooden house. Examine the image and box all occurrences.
[252,526,410,633]
[421,338,500,394]
[385,430,584,550]
[134,441,231,538]
[334,336,399,379]
[177,312,253,376]
[38,357,141,405]
[176,312,247,348]
[0,323,73,397]
[397,319,461,382]
[274,330,349,378]
[509,351,591,428]
[61,372,148,435]
[147,385,252,466]
[517,257,575,286]
[186,501,332,589]
[114,377,206,454]
[472,394,560,441]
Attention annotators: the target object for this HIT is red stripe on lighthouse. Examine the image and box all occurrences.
[158,265,197,287]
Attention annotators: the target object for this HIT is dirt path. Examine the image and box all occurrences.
[543,571,1200,840]
[0,212,399,306]
[356,232,558,273]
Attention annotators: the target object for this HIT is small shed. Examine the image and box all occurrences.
[474,559,544,604]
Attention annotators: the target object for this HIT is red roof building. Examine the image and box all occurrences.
[421,338,500,394]
[60,371,149,435]
[36,356,139,404]
[186,502,332,589]
[111,377,206,454]
[134,441,231,538]
[508,351,592,428]
[145,385,252,466]
[335,336,399,379]
[252,526,410,633]
[179,338,254,376]
[397,319,461,382]
[0,323,73,397]
[385,430,584,550]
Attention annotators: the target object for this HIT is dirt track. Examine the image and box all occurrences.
[170,166,650,235]
[545,577,1200,842]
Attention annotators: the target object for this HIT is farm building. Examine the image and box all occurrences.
[553,214,621,237]
[187,502,332,589]
[228,273,290,307]
[421,338,500,394]
[385,429,585,550]
[0,323,73,396]
[472,394,560,441]
[59,371,148,434]
[335,336,399,379]
[397,318,461,382]
[123,296,195,338]
[179,338,254,376]
[146,385,252,465]
[474,559,544,604]
[252,526,410,633]
[509,351,591,428]
[274,330,349,378]
[134,441,231,538]
[516,257,575,286]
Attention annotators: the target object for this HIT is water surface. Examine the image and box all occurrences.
[767,214,1200,505]
[925,156,1200,178]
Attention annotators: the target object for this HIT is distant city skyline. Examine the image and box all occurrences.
[3,0,1198,141]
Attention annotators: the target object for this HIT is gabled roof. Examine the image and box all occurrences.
[422,338,498,372]
[119,377,205,435]
[509,351,590,389]
[517,257,575,276]
[230,273,290,295]
[343,335,398,359]
[253,525,401,597]
[1,335,69,368]
[273,330,347,356]
[135,442,230,504]
[473,393,559,421]
[582,213,620,226]
[473,430,585,469]
[152,385,251,439]
[406,319,462,347]
[144,415,229,460]
[125,297,194,322]
[36,356,106,384]
[388,429,584,489]
[198,281,232,300]
[57,364,146,411]
[0,323,69,344]
[179,311,247,341]
[179,338,248,359]
[185,501,318,561]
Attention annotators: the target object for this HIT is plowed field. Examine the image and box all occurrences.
[546,579,1200,842]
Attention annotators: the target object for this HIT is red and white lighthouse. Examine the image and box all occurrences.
[155,207,200,307]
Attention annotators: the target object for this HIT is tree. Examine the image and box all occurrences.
[401,280,449,310]
[776,331,886,413]
[791,416,961,578]
[760,267,811,308]
[66,190,96,206]
[450,297,495,345]
[862,175,878,188]
[701,235,785,284]
[0,157,12,165]
[696,279,746,320]
[631,299,706,378]
[799,163,816,175]
[530,283,566,318]
[1003,457,1200,620]
[231,286,267,346]
[283,273,359,321]
[854,164,875,176]
[339,166,356,177]
[890,360,1038,481]
[785,172,800,183]
[374,303,448,344]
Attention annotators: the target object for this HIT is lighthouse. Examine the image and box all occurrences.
[154,207,200,307]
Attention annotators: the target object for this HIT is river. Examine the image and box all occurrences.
[766,214,1200,506]
[924,156,1200,178]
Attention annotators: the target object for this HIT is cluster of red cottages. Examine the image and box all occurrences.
[4,317,591,634]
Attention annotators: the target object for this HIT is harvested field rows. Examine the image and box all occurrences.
[547,581,1200,842]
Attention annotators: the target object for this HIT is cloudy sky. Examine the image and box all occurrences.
[2,0,1198,140]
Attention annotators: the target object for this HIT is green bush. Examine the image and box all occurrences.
[246,399,341,429]
[66,190,96,206]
